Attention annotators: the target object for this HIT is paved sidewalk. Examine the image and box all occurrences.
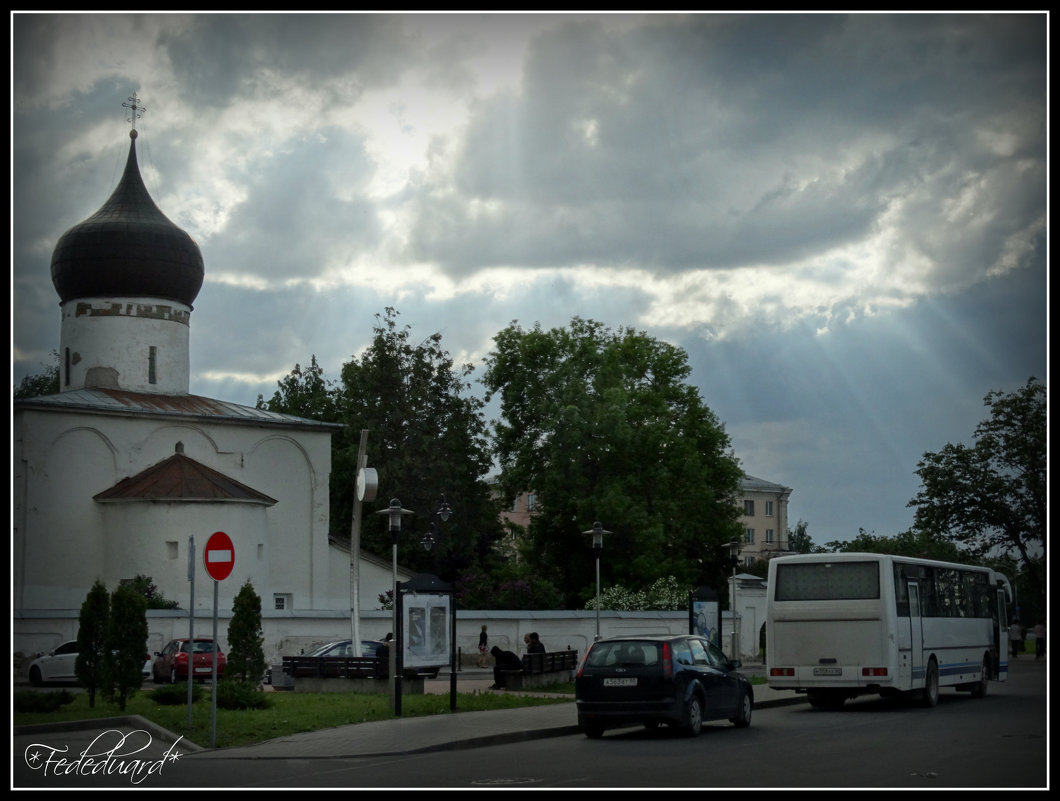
[15,663,801,765]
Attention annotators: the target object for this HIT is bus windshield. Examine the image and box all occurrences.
[774,560,880,601]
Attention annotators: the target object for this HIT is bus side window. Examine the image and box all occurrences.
[894,565,909,616]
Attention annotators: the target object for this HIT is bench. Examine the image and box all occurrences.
[279,655,431,694]
[281,655,387,680]
[499,649,579,690]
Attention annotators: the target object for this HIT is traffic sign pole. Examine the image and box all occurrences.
[202,531,234,749]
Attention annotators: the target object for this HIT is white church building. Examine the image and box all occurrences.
[13,113,407,665]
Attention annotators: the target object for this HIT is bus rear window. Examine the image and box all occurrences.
[775,561,880,601]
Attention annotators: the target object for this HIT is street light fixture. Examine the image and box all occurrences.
[376,498,413,713]
[420,494,452,553]
[582,521,612,642]
[727,539,740,660]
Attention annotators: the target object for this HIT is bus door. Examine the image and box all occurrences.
[907,582,924,686]
[996,587,1009,681]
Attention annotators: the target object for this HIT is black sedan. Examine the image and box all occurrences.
[575,634,753,738]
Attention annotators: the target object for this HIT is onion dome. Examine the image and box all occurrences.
[50,129,204,307]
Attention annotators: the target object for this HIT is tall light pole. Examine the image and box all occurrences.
[582,522,611,641]
[377,498,412,713]
[727,539,740,660]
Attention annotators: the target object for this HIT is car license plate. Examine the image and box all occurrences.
[194,667,211,673]
[813,667,842,676]
[603,677,637,687]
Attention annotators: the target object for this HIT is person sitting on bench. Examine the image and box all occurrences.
[489,645,523,689]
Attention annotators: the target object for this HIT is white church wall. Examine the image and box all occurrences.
[14,415,117,609]
[60,297,191,395]
[244,432,333,611]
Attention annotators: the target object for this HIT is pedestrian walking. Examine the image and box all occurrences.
[1008,619,1023,658]
[1033,621,1045,660]
[477,624,489,668]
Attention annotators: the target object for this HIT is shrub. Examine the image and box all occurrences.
[151,682,205,705]
[14,689,76,713]
[215,680,272,710]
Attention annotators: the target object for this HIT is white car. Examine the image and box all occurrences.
[28,641,153,686]
[28,640,78,685]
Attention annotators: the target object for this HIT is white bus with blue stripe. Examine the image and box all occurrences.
[766,552,1012,708]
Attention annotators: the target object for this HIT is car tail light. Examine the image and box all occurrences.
[576,644,595,678]
[770,667,795,677]
[862,667,888,677]
[661,642,673,679]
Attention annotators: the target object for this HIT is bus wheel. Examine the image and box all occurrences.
[970,655,989,698]
[920,659,939,707]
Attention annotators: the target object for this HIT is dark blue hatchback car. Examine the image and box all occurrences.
[575,634,753,738]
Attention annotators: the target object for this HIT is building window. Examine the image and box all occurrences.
[766,529,774,543]
[765,500,774,516]
[743,500,755,516]
[526,493,537,511]
[257,544,264,560]
[744,528,755,544]
[166,541,178,559]
[64,348,70,386]
[274,594,292,611]
[148,346,157,384]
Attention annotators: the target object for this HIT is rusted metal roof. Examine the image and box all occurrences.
[94,451,277,505]
[14,387,343,430]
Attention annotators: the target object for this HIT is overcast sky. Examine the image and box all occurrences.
[11,12,1048,548]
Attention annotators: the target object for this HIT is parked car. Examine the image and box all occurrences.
[28,640,78,685]
[304,639,387,659]
[29,641,154,686]
[574,634,753,738]
[265,639,384,683]
[152,638,226,683]
[269,638,442,682]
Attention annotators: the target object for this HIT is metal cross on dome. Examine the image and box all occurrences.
[122,94,146,131]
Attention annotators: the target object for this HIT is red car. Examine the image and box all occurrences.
[152,638,226,683]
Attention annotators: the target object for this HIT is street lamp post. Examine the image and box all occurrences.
[376,498,413,714]
[582,521,611,642]
[727,539,740,660]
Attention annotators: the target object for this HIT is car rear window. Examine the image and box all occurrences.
[183,641,219,653]
[585,641,660,667]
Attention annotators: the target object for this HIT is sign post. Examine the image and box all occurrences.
[203,531,234,748]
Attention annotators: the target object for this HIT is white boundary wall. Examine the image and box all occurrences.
[15,607,763,676]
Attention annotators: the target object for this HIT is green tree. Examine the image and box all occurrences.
[482,317,744,607]
[120,574,180,609]
[14,351,60,398]
[104,584,148,711]
[258,308,502,581]
[908,377,1045,588]
[825,528,968,562]
[787,520,822,554]
[227,580,266,684]
[75,580,111,708]
[255,354,337,421]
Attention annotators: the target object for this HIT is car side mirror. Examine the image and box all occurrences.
[730,659,742,670]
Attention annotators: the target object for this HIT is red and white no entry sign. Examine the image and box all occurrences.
[203,531,234,581]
